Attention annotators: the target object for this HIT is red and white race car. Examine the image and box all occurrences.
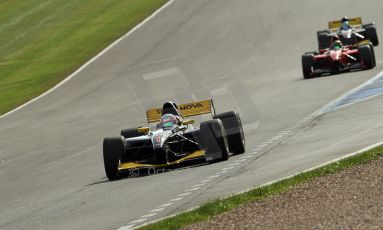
[301,40,375,79]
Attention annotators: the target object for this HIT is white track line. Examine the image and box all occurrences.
[128,218,147,224]
[0,0,176,120]
[208,175,220,179]
[140,213,157,218]
[184,187,200,192]
[169,197,184,202]
[159,203,173,208]
[192,183,206,188]
[235,158,247,162]
[234,158,246,162]
[150,208,165,213]
[178,192,192,197]
[222,166,235,171]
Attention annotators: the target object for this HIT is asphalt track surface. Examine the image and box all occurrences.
[1,0,383,229]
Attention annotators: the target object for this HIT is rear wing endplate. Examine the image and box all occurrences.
[146,99,215,123]
[328,17,362,33]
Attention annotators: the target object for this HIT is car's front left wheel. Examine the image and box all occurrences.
[200,119,230,162]
[103,137,124,180]
[214,111,245,155]
[302,54,315,79]
[358,45,374,69]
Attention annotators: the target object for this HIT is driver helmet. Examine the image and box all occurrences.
[331,40,343,50]
[340,17,351,30]
[341,16,349,22]
[160,114,179,130]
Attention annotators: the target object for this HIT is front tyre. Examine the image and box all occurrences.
[103,137,124,180]
[200,119,229,162]
[368,43,376,67]
[358,45,374,69]
[214,111,245,155]
[302,54,315,79]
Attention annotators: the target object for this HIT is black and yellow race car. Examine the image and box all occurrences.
[317,17,378,50]
[102,99,245,180]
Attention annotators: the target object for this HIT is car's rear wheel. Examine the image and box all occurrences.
[214,111,245,155]
[120,128,141,139]
[316,29,330,35]
[304,51,319,55]
[302,54,315,79]
[317,32,331,50]
[200,119,229,162]
[103,137,124,180]
[358,45,374,69]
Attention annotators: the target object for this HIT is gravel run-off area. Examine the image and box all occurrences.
[183,156,383,230]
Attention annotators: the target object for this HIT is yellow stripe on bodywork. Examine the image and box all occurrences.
[348,40,372,49]
[357,39,371,45]
[328,17,362,33]
[146,99,213,123]
[118,150,205,170]
[328,17,362,29]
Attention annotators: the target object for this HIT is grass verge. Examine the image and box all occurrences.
[139,145,383,230]
[0,0,167,115]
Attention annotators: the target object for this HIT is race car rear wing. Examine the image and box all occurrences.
[146,99,215,123]
[328,17,362,33]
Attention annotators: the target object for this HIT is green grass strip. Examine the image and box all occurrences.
[0,0,167,115]
[139,145,383,230]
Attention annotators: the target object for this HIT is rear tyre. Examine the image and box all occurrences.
[200,119,229,162]
[214,111,245,155]
[364,25,379,46]
[317,32,331,50]
[358,45,374,69]
[302,54,315,79]
[304,51,319,55]
[316,29,330,35]
[103,137,124,180]
[120,128,141,139]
